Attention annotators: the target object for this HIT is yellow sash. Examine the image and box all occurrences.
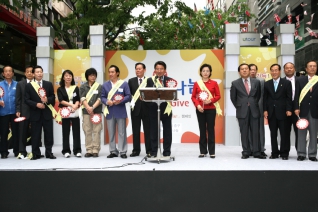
[31,81,61,122]
[131,77,148,110]
[152,76,172,116]
[67,85,77,101]
[299,75,318,106]
[82,82,100,109]
[197,80,222,116]
[103,80,125,116]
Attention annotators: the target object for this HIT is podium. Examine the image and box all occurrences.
[139,88,177,164]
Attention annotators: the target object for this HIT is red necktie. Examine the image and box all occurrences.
[244,79,250,94]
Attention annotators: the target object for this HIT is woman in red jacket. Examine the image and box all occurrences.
[191,64,221,158]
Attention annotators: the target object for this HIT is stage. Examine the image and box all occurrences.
[1,144,318,211]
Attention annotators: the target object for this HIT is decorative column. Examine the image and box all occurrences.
[276,24,295,69]
[89,25,105,143]
[224,24,241,146]
[36,27,54,81]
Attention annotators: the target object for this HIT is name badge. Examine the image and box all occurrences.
[118,88,123,92]
[73,93,77,97]
[93,90,98,94]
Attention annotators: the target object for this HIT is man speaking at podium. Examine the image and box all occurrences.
[146,61,175,157]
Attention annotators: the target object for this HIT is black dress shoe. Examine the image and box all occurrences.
[198,154,205,158]
[30,157,37,160]
[92,153,98,158]
[282,156,288,160]
[309,157,318,162]
[46,154,56,159]
[1,154,8,159]
[297,156,306,161]
[269,155,279,159]
[107,153,118,158]
[254,155,266,159]
[130,152,139,157]
[210,155,215,159]
[241,155,249,159]
[121,154,127,159]
[261,152,267,157]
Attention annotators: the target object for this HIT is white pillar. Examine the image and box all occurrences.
[89,25,105,144]
[36,27,54,81]
[224,24,241,146]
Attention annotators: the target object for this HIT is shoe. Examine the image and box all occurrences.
[269,155,279,159]
[241,155,249,159]
[163,152,171,156]
[92,153,98,158]
[1,154,8,159]
[46,153,56,159]
[282,156,288,160]
[146,154,152,158]
[309,157,318,162]
[64,153,71,158]
[84,153,92,157]
[297,156,306,161]
[107,153,118,158]
[210,155,215,159]
[30,157,37,160]
[76,153,82,158]
[254,155,266,159]
[130,152,140,157]
[198,154,205,158]
[121,154,127,159]
[261,152,267,157]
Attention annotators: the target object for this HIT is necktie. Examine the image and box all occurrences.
[139,78,142,85]
[244,79,249,94]
[274,80,277,92]
[38,82,41,87]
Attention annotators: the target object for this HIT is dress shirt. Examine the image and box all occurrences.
[286,76,295,100]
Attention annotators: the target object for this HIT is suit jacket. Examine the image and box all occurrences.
[230,77,261,119]
[57,86,80,108]
[146,75,173,114]
[128,77,149,116]
[263,78,292,120]
[101,80,131,119]
[16,79,30,119]
[256,77,264,114]
[25,80,55,121]
[294,75,318,118]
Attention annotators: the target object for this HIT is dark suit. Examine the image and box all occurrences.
[146,76,173,156]
[283,76,299,150]
[263,78,292,157]
[128,77,151,155]
[16,79,31,154]
[230,77,261,156]
[294,76,318,157]
[57,86,81,155]
[25,80,55,157]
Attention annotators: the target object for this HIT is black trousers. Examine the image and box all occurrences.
[31,115,54,157]
[18,118,30,154]
[196,109,216,155]
[286,112,298,150]
[268,112,290,157]
[131,111,151,154]
[0,114,19,156]
[149,105,172,156]
[238,107,260,157]
[62,117,81,155]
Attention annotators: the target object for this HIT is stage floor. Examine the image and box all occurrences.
[1,143,317,171]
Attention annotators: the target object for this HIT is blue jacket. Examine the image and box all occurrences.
[101,80,131,120]
[0,80,17,116]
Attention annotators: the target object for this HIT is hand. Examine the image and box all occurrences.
[113,100,120,105]
[286,111,292,116]
[71,104,77,111]
[37,103,45,109]
[203,99,211,104]
[16,112,20,117]
[107,100,114,106]
[264,111,268,119]
[40,96,47,103]
[197,105,204,113]
[86,106,93,115]
[295,109,300,116]
[0,100,4,107]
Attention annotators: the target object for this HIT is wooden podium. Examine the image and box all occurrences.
[139,88,177,164]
